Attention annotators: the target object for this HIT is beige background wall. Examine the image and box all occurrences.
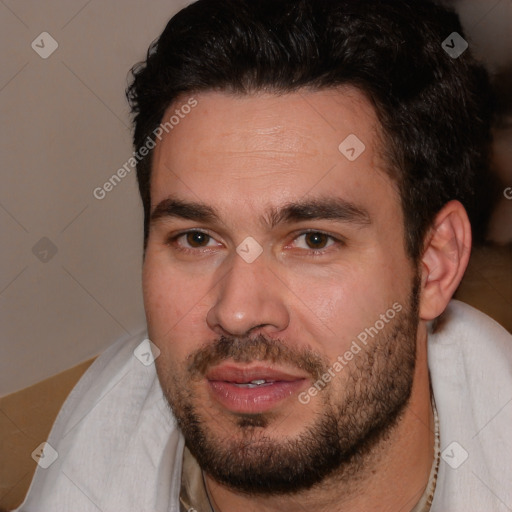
[1,0,191,395]
[1,0,512,396]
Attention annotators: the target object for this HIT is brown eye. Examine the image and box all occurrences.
[186,231,210,247]
[304,232,329,249]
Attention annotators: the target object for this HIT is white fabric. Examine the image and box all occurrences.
[14,300,512,512]
[428,301,512,511]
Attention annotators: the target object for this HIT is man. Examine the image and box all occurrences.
[15,0,512,511]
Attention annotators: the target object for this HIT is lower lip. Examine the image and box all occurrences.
[208,380,306,414]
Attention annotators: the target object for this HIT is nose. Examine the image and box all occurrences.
[206,251,290,337]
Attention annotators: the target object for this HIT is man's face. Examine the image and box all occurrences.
[143,88,420,492]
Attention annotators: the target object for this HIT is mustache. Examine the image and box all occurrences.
[186,334,328,381]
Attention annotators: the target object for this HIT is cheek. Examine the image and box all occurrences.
[143,262,174,326]
[285,254,409,360]
[143,256,190,339]
[142,251,214,364]
[286,262,376,326]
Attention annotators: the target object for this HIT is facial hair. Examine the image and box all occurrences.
[156,277,420,495]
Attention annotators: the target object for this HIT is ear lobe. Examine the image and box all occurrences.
[419,200,472,321]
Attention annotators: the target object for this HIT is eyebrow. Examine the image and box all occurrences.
[150,195,371,228]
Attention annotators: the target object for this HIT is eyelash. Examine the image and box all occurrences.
[165,229,344,257]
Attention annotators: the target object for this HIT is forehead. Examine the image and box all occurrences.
[150,88,397,218]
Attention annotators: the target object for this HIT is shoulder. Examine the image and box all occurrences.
[428,300,512,510]
[16,331,183,511]
[428,299,512,419]
[47,330,158,434]
[429,299,512,366]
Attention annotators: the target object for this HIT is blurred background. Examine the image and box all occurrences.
[1,0,511,508]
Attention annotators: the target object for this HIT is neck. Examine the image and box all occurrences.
[205,326,434,512]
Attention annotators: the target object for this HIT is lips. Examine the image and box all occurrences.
[206,364,308,414]
[206,364,305,383]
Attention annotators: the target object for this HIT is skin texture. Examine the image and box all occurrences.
[142,88,471,512]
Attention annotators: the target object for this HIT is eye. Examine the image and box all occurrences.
[166,230,221,252]
[182,231,213,248]
[289,231,341,254]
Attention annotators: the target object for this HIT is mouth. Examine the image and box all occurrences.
[205,364,308,414]
[231,379,275,388]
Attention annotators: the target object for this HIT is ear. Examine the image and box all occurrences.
[419,200,472,321]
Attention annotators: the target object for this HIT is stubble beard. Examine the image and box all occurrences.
[156,277,420,496]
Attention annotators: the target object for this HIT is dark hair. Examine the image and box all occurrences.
[126,0,494,260]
